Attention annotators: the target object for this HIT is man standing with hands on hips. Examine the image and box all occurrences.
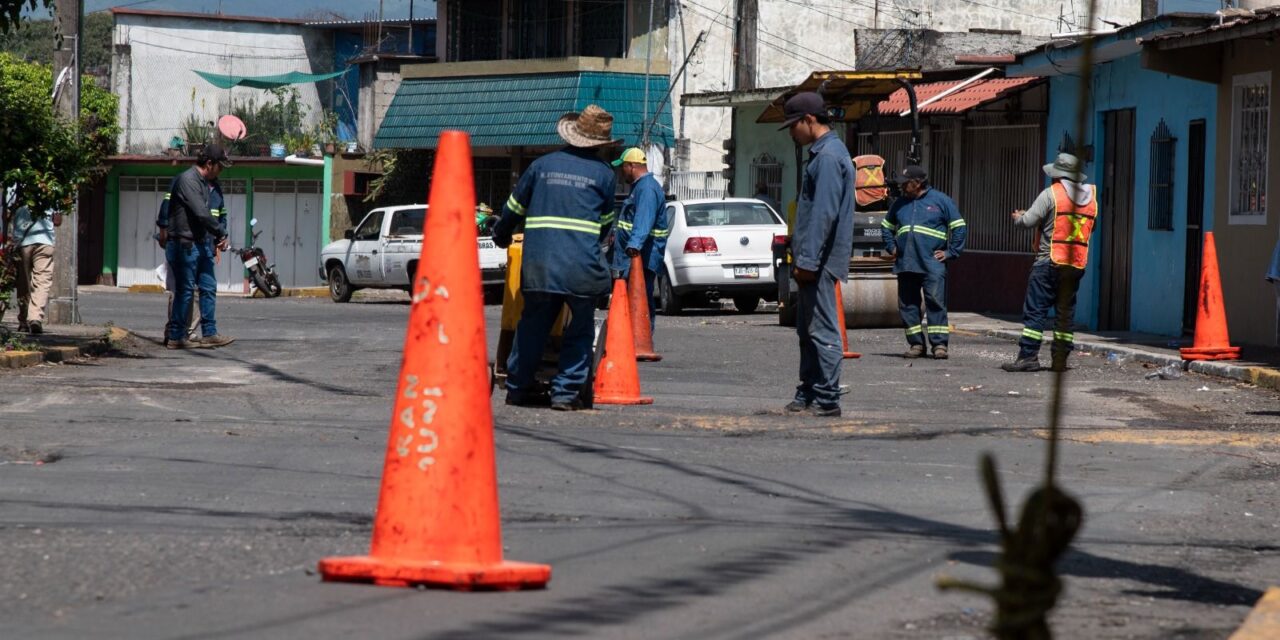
[778,92,856,417]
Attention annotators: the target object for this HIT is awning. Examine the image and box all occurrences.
[876,76,1043,116]
[194,68,350,90]
[756,70,924,124]
[374,71,674,149]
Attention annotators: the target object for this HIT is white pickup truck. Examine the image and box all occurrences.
[319,204,507,303]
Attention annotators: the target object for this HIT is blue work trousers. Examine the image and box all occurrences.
[1018,262,1083,359]
[897,271,949,348]
[506,292,596,404]
[166,239,218,342]
[794,272,843,408]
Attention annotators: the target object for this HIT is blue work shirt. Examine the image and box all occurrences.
[492,147,617,297]
[611,172,668,275]
[794,130,856,281]
[881,187,966,275]
[13,205,55,247]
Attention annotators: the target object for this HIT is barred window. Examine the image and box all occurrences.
[1148,119,1175,231]
[751,154,782,211]
[1230,72,1270,223]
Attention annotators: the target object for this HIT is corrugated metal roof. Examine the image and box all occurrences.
[876,77,1043,115]
[374,71,674,149]
[1144,7,1280,46]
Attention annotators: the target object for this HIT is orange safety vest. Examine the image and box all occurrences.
[1050,182,1098,269]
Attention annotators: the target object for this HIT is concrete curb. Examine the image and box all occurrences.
[0,327,127,371]
[127,284,166,294]
[124,284,328,299]
[1231,587,1280,639]
[979,328,1280,393]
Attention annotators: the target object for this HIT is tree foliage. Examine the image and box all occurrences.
[0,0,48,36]
[0,52,119,215]
[0,13,113,70]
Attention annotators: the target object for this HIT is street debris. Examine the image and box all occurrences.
[1197,386,1211,392]
[1106,351,1131,365]
[962,385,984,392]
[1007,391,1021,396]
[1144,364,1184,380]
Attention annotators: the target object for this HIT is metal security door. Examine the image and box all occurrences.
[293,181,322,288]
[1100,109,1135,331]
[1183,120,1206,334]
[215,180,248,293]
[115,177,167,288]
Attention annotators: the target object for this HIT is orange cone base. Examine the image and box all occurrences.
[319,555,551,591]
[842,351,862,359]
[1180,346,1241,361]
[636,352,662,362]
[594,394,653,405]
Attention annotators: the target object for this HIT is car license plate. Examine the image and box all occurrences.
[733,265,759,279]
[243,257,259,269]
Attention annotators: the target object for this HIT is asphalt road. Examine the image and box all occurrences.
[2,289,1279,639]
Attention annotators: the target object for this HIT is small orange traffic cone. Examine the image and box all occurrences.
[593,278,654,405]
[628,255,661,362]
[318,131,550,591]
[835,280,861,359]
[1181,231,1241,361]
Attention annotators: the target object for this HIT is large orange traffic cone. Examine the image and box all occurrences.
[835,280,861,359]
[593,278,654,405]
[628,255,661,362]
[1181,231,1241,361]
[318,131,550,591]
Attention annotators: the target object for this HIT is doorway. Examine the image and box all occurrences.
[1099,109,1135,331]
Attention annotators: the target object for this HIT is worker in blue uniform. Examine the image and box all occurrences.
[881,165,966,360]
[492,105,620,411]
[157,163,231,346]
[609,146,669,335]
[778,92,856,418]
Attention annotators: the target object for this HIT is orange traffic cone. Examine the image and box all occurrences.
[628,255,661,362]
[1181,231,1241,361]
[593,278,654,405]
[318,131,551,591]
[835,280,861,359]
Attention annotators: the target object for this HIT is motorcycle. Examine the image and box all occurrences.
[237,218,282,298]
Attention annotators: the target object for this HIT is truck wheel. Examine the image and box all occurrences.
[732,295,760,314]
[328,265,353,303]
[778,293,797,327]
[657,271,683,315]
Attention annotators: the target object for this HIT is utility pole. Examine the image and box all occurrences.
[642,0,655,146]
[734,0,757,91]
[50,0,82,324]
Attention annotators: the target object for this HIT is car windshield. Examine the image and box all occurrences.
[683,202,780,227]
[386,208,427,235]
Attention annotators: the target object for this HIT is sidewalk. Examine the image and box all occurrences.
[951,312,1280,392]
[0,320,133,369]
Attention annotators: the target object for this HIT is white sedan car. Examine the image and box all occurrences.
[656,197,787,314]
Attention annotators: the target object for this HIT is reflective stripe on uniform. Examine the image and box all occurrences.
[895,224,948,241]
[1022,327,1044,341]
[927,325,950,334]
[506,195,527,216]
[905,324,924,336]
[210,208,223,217]
[163,193,171,201]
[881,219,899,231]
[652,228,670,237]
[1053,331,1074,343]
[525,216,601,234]
[600,210,617,225]
[948,219,966,229]
[617,220,633,231]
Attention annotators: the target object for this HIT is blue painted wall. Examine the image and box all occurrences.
[333,31,364,142]
[1041,54,1216,336]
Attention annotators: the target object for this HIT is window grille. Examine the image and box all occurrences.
[750,154,782,210]
[1230,74,1269,221]
[1148,119,1176,231]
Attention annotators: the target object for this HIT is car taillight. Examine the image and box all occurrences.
[771,234,789,250]
[683,237,719,254]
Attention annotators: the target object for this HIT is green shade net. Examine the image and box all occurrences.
[193,68,349,90]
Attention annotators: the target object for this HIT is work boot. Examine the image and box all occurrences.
[165,340,188,350]
[505,390,551,408]
[198,334,236,348]
[784,400,809,413]
[550,398,585,412]
[27,320,42,335]
[809,404,842,417]
[1001,356,1041,372]
[932,346,949,360]
[904,345,926,359]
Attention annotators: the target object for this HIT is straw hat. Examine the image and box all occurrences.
[557,104,623,148]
